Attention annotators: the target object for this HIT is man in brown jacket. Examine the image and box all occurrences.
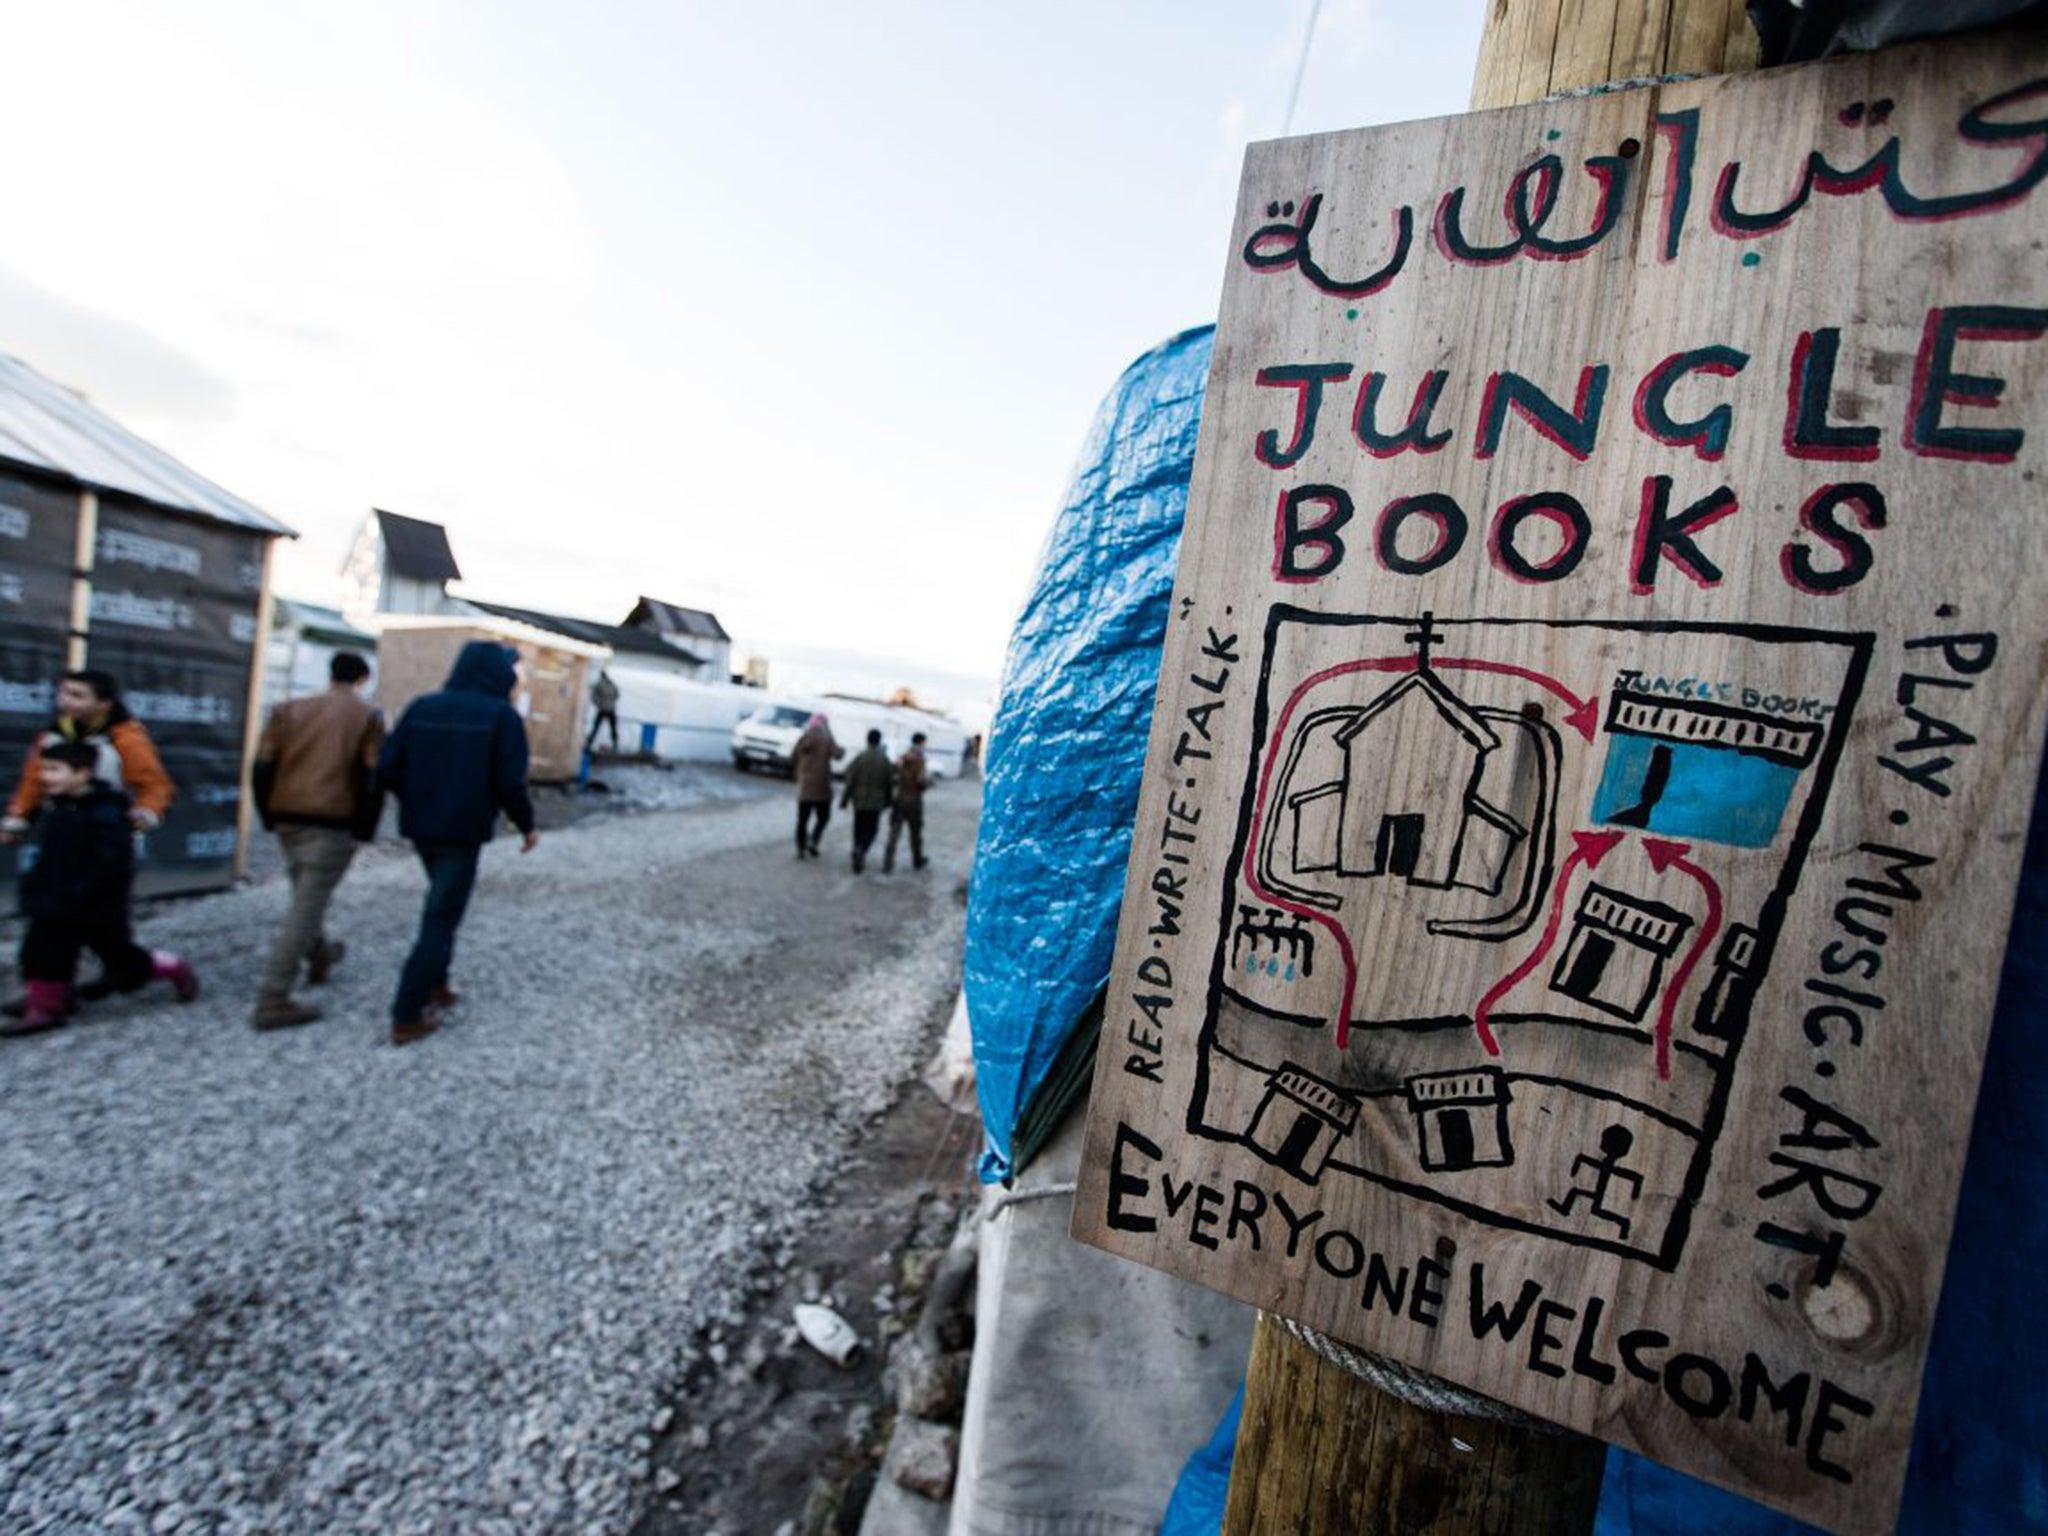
[791,713,843,859]
[884,731,932,873]
[249,651,384,1029]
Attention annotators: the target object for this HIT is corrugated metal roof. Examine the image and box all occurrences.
[0,354,293,537]
[274,597,376,645]
[465,599,707,665]
[626,595,730,641]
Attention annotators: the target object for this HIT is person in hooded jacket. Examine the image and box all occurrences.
[378,641,538,1046]
[790,713,843,859]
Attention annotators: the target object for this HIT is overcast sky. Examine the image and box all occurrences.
[0,1,1481,717]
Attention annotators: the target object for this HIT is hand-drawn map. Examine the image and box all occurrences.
[1073,31,2048,1535]
[1205,611,1865,1272]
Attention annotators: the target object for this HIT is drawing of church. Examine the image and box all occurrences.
[1286,669,1526,896]
[1193,610,1871,1271]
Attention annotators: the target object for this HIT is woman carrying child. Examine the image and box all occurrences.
[2,739,199,1035]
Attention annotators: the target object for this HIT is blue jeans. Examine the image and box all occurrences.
[392,843,480,1024]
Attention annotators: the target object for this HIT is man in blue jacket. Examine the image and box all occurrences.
[378,641,539,1045]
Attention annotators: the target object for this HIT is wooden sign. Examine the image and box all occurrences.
[1073,33,2048,1534]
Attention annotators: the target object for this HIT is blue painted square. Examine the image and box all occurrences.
[1590,735,1799,849]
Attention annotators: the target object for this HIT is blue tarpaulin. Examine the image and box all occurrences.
[1159,1383,1243,1536]
[962,324,1213,1184]
[967,328,2047,1531]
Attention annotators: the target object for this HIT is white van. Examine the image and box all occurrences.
[730,702,815,774]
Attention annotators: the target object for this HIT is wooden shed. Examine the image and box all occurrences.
[375,614,607,783]
[0,353,295,899]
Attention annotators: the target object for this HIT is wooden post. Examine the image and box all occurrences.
[1469,0,1756,110]
[67,489,97,670]
[1222,4,1760,1531]
[1223,1316,1606,1534]
[234,536,278,881]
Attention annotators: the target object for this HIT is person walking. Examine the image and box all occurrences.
[2,668,174,843]
[378,641,538,1046]
[248,651,384,1031]
[840,729,893,874]
[2,740,198,1036]
[791,713,842,859]
[585,668,621,755]
[884,731,932,873]
[3,667,177,1019]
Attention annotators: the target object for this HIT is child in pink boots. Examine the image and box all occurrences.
[2,739,198,1035]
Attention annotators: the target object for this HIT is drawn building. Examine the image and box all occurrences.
[1285,782,1345,875]
[1245,1065,1360,1183]
[1549,884,1695,1023]
[1692,924,1759,1041]
[1593,692,1823,849]
[1406,1068,1512,1172]
[1196,610,1870,1270]
[1316,670,1526,893]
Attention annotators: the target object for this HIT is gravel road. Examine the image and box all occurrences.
[0,768,980,1535]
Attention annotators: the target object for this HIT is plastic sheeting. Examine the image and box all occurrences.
[1158,1385,1241,1536]
[950,1112,1251,1536]
[1748,0,2046,63]
[961,324,1213,1183]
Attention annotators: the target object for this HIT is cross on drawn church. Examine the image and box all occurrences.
[1285,615,1527,895]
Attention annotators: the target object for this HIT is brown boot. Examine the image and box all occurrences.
[391,1005,444,1047]
[252,995,323,1031]
[431,984,461,1009]
[306,939,347,986]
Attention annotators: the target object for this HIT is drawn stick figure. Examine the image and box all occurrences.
[1547,1125,1643,1240]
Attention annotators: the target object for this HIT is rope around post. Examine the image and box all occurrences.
[983,1180,1078,1220]
[1275,1315,1560,1432]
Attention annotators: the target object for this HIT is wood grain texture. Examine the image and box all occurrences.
[1234,6,1709,1529]
[375,624,594,781]
[67,489,96,672]
[1224,1315,1606,1536]
[1078,29,2048,1534]
[1471,0,1756,105]
[234,536,278,879]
